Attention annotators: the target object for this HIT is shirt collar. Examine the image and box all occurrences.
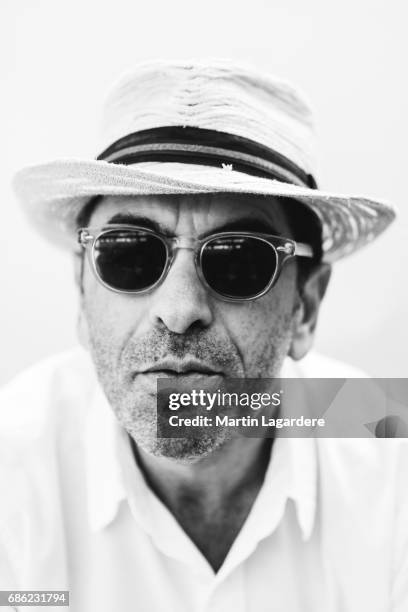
[279,356,317,541]
[286,437,317,541]
[85,369,317,542]
[85,384,127,532]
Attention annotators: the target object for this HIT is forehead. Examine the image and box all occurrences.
[87,193,291,235]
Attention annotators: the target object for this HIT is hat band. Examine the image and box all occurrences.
[97,126,317,189]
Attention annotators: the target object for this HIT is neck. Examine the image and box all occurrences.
[135,436,271,506]
[130,435,273,571]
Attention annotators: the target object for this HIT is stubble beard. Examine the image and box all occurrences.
[85,313,293,461]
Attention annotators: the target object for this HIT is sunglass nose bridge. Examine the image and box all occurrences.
[171,235,200,251]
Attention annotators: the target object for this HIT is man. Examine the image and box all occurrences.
[2,59,407,611]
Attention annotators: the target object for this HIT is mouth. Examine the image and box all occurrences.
[141,358,222,376]
[133,359,224,388]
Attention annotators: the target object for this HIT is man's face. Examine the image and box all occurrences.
[80,193,300,460]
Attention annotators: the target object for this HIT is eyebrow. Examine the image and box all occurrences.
[104,213,281,236]
[105,213,168,234]
[206,217,281,236]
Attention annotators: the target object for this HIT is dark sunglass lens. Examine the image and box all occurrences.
[201,236,277,299]
[93,230,167,291]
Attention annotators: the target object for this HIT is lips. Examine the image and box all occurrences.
[140,358,223,377]
[132,358,224,393]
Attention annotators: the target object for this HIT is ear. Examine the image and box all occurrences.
[77,308,91,350]
[73,252,84,295]
[288,263,332,361]
[73,252,90,350]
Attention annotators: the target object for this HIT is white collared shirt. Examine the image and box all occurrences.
[0,347,407,611]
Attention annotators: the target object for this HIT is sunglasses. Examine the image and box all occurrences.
[78,224,313,301]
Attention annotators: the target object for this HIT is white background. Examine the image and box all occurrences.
[2,0,407,384]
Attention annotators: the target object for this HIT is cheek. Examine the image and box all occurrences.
[82,273,147,359]
[223,272,297,376]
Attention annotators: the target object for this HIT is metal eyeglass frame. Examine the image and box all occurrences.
[77,224,314,302]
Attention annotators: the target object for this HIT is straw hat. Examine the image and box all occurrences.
[12,59,396,262]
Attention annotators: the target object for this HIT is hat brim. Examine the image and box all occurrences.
[12,158,396,262]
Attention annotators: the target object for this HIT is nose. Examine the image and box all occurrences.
[148,248,213,334]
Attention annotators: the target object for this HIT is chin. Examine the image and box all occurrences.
[111,391,230,462]
[131,430,228,463]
